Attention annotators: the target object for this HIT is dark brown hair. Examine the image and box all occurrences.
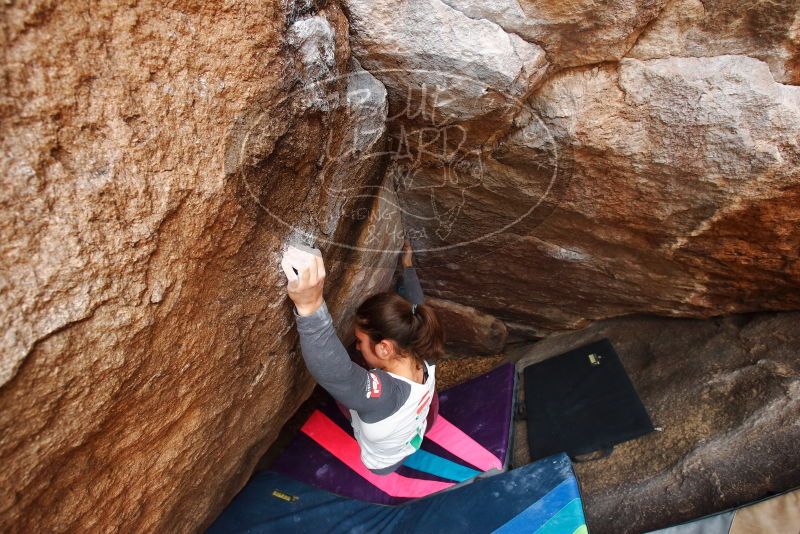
[354,292,445,368]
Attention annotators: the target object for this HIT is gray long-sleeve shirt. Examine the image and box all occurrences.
[293,267,425,424]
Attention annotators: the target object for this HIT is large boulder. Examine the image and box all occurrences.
[404,55,800,333]
[341,0,800,335]
[512,311,800,533]
[0,2,396,532]
[3,0,800,531]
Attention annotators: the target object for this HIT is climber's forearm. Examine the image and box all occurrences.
[401,266,425,305]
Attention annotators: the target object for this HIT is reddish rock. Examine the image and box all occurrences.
[0,2,396,533]
[3,0,800,532]
[342,0,800,335]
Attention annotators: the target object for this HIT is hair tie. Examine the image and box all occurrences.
[411,303,418,316]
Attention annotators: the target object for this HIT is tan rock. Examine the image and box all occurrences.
[400,55,800,333]
[628,0,800,84]
[0,2,394,533]
[326,171,405,347]
[344,0,549,148]
[441,0,668,67]
[3,0,800,531]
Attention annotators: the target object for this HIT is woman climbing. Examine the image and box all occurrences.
[281,240,444,475]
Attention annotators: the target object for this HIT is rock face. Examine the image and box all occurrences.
[345,0,549,149]
[426,297,508,355]
[406,54,800,334]
[1,2,397,532]
[3,0,800,532]
[511,311,800,534]
[629,0,800,84]
[341,0,800,336]
[327,172,404,347]
[441,0,668,68]
[345,0,549,108]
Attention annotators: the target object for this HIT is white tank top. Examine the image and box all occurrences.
[350,361,436,470]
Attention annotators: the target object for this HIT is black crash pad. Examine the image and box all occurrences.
[524,338,654,461]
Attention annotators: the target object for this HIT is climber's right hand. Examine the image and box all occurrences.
[401,238,414,268]
[281,244,326,317]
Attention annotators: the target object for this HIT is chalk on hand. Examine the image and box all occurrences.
[281,244,322,283]
[287,242,322,258]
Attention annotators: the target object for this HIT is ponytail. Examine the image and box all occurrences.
[355,292,445,366]
[407,301,445,365]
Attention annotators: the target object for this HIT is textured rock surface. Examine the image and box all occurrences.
[3,0,800,531]
[0,2,396,532]
[345,0,549,148]
[441,0,668,68]
[326,172,404,347]
[426,297,508,355]
[511,312,800,534]
[406,55,800,333]
[341,0,800,335]
[629,0,800,84]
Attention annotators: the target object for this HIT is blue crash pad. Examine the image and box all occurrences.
[208,452,588,533]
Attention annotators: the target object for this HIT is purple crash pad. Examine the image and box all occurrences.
[270,362,517,505]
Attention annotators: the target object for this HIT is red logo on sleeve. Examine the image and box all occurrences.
[366,373,382,398]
